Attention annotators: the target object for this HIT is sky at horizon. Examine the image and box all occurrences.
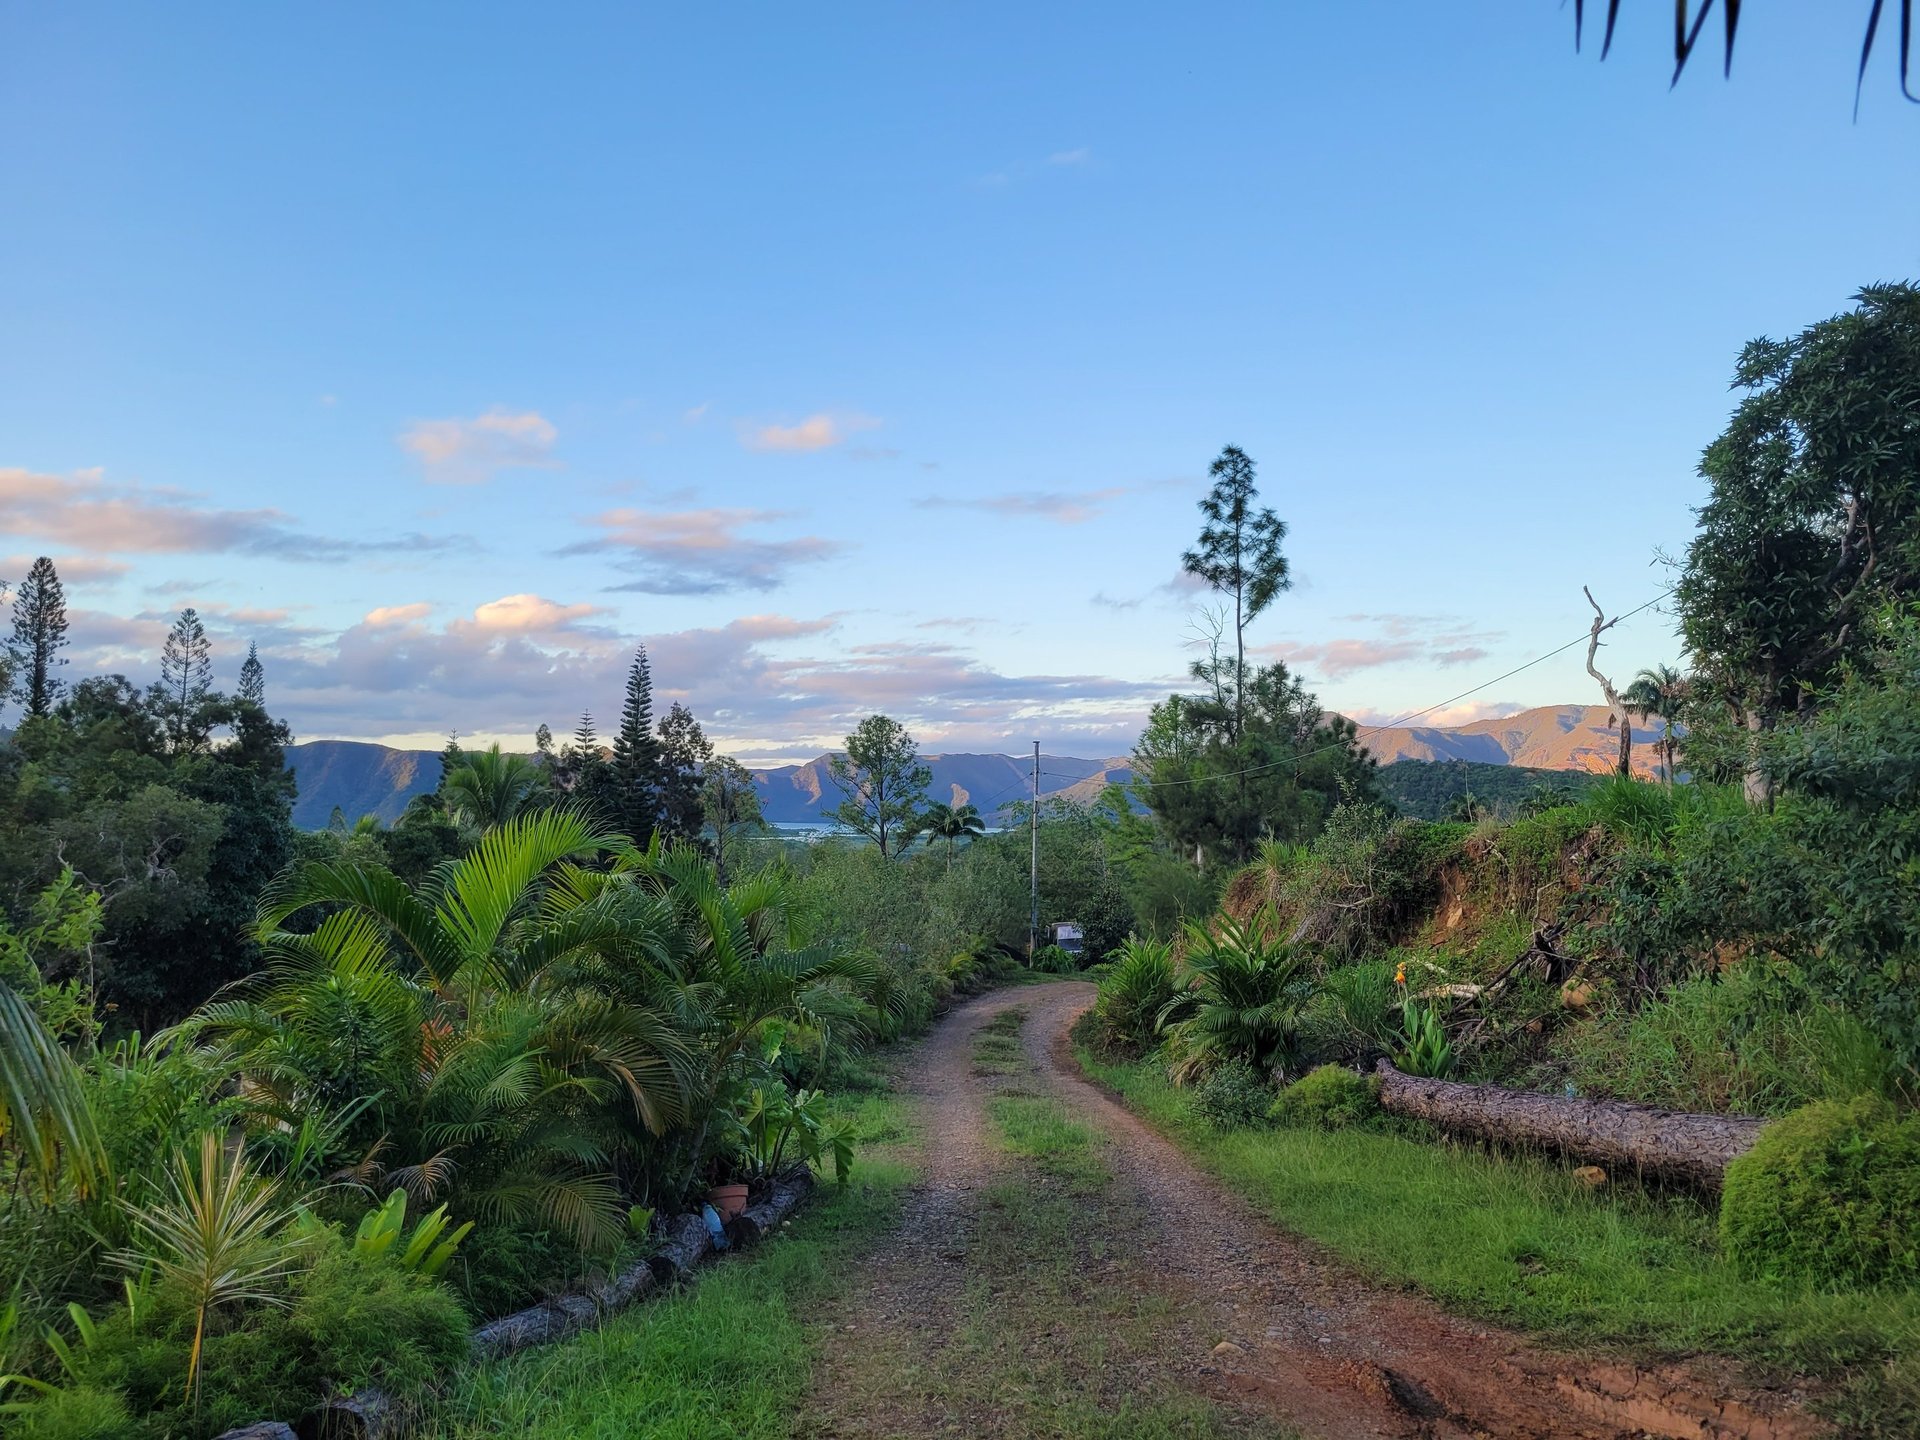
[3,5,1916,763]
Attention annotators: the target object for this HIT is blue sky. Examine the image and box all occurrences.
[3,5,1915,761]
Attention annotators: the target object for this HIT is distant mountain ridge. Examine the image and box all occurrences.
[283,704,1658,830]
[283,743,1135,830]
[1354,704,1666,779]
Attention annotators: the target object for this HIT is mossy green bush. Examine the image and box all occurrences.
[1720,1095,1920,1286]
[1191,1059,1273,1130]
[1269,1064,1379,1130]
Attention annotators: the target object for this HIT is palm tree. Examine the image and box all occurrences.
[1624,664,1687,785]
[918,802,986,867]
[1156,913,1318,1084]
[441,742,547,832]
[0,984,109,1202]
[216,810,697,1249]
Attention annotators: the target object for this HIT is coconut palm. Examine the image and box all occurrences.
[1624,664,1687,785]
[918,802,986,867]
[441,742,548,832]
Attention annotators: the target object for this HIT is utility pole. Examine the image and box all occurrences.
[1029,740,1040,959]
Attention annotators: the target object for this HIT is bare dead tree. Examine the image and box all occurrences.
[1582,587,1633,778]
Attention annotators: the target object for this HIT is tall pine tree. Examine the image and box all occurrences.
[9,556,68,718]
[238,641,265,705]
[159,607,214,752]
[612,647,663,844]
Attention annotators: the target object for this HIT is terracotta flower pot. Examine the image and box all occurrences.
[707,1183,750,1222]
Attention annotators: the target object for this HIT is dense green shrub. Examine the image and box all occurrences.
[1720,1095,1920,1286]
[1269,1064,1378,1130]
[1030,944,1077,974]
[1192,1059,1273,1129]
[1089,937,1178,1053]
[5,1383,131,1440]
[1566,968,1907,1116]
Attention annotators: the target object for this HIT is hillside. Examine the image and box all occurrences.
[286,741,1134,829]
[1356,704,1668,780]
[285,709,1652,830]
[1376,758,1603,820]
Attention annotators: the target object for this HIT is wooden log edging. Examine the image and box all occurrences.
[224,1170,819,1440]
[1373,1061,1769,1190]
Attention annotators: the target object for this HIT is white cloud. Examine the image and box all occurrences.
[1047,147,1092,166]
[398,408,558,482]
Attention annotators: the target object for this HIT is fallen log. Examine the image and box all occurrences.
[647,1208,715,1284]
[1373,1061,1769,1190]
[302,1387,392,1440]
[727,1169,815,1249]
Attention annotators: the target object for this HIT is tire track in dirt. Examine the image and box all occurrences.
[1020,981,1825,1440]
[804,982,1824,1439]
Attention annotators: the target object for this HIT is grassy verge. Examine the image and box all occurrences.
[1077,1041,1920,1434]
[971,1007,1027,1075]
[417,1089,914,1440]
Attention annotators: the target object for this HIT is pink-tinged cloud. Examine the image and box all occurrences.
[563,507,842,594]
[1274,637,1425,679]
[398,409,558,482]
[365,603,435,628]
[461,593,606,634]
[2,553,131,588]
[1348,700,1530,731]
[918,486,1132,524]
[740,413,879,453]
[0,467,461,560]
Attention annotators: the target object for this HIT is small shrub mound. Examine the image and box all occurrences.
[1089,938,1177,1053]
[1720,1095,1920,1287]
[1030,944,1078,974]
[1269,1064,1379,1131]
[1192,1059,1273,1130]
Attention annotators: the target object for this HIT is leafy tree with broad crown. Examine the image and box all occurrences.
[826,714,930,858]
[9,556,69,719]
[656,702,714,845]
[700,754,762,883]
[1676,284,1920,804]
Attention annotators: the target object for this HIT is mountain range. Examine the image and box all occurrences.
[282,703,1662,830]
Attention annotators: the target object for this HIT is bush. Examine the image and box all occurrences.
[49,1233,471,1437]
[1720,1095,1920,1286]
[6,1384,132,1440]
[1191,1059,1273,1129]
[1269,1064,1379,1131]
[1089,937,1177,1052]
[1030,944,1078,974]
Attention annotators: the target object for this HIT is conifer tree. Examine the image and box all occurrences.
[9,556,69,718]
[238,641,265,706]
[159,607,214,752]
[612,647,663,844]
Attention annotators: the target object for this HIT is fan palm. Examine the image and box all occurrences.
[919,802,986,867]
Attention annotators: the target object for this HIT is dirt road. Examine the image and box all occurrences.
[803,983,1821,1440]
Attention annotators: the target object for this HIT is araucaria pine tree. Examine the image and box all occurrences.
[8,555,69,718]
[159,607,214,752]
[238,641,266,706]
[612,648,664,844]
[1182,445,1289,745]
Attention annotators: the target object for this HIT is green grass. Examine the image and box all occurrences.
[1078,1046,1920,1434]
[971,1007,1028,1075]
[417,1091,913,1440]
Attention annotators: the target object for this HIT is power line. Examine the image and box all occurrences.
[1132,587,1677,790]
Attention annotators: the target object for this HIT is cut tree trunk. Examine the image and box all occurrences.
[727,1169,815,1249]
[1373,1062,1768,1190]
